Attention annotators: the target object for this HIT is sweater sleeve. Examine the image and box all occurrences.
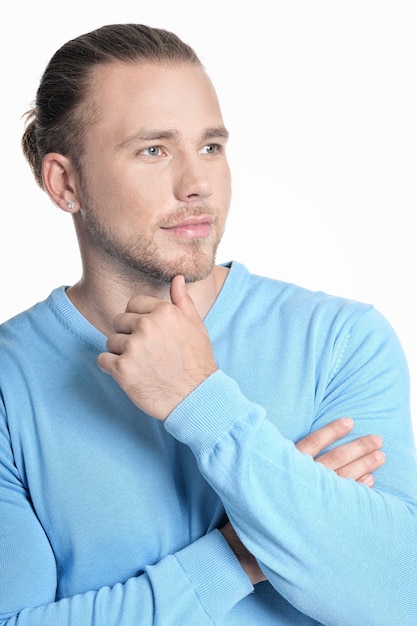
[0,405,253,625]
[165,306,417,626]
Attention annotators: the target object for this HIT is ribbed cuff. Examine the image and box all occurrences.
[175,529,253,622]
[165,370,264,457]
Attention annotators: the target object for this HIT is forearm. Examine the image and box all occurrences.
[165,370,417,626]
[0,524,252,626]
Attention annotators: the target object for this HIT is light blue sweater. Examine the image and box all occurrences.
[1,261,417,625]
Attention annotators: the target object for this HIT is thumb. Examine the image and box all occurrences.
[170,275,202,325]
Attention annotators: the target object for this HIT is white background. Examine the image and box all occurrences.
[1,1,416,438]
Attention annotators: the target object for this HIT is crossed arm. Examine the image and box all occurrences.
[220,416,385,585]
[98,275,387,590]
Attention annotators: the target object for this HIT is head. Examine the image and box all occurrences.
[21,24,202,190]
[21,24,231,285]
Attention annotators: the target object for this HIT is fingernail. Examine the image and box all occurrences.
[371,435,383,446]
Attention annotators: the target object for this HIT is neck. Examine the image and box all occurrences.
[66,265,229,337]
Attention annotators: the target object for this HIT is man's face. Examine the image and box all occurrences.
[76,61,231,284]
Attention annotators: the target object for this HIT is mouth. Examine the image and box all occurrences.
[160,215,214,239]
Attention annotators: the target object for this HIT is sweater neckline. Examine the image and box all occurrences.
[48,260,248,347]
[203,260,248,336]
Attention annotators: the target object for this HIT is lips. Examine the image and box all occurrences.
[161,215,214,238]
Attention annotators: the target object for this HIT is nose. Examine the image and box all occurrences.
[173,152,214,203]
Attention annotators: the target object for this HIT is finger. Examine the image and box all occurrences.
[125,294,162,314]
[105,331,131,355]
[316,434,383,470]
[112,311,146,334]
[357,474,375,488]
[97,350,119,374]
[170,275,203,326]
[296,417,354,457]
[332,449,385,481]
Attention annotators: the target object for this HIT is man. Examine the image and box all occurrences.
[1,23,416,625]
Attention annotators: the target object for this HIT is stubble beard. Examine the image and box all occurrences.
[80,194,223,286]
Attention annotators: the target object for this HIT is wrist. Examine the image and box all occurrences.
[220,522,266,585]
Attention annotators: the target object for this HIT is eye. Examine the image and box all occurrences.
[200,143,221,155]
[139,146,164,157]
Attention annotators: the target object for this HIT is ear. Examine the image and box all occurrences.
[42,153,81,214]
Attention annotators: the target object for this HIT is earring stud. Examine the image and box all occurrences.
[67,201,75,210]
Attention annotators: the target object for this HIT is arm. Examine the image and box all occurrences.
[221,417,386,585]
[0,397,381,626]
[166,369,417,626]
[0,398,252,625]
[99,276,417,625]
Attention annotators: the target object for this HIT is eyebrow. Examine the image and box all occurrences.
[117,126,229,149]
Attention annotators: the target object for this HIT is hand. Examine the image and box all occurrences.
[295,417,385,487]
[97,275,217,420]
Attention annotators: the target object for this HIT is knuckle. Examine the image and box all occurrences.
[112,355,130,376]
[326,447,344,465]
[358,437,372,453]
[357,435,381,454]
[304,431,321,448]
[367,450,385,468]
[296,431,321,453]
[134,314,154,333]
[335,467,348,478]
[329,421,345,437]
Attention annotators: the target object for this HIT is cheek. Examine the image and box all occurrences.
[219,167,232,208]
[81,159,119,205]
[85,164,147,211]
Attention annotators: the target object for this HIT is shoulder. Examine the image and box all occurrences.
[229,260,373,320]
[227,261,404,356]
[0,287,68,361]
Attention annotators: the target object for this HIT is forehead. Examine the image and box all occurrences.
[88,61,225,138]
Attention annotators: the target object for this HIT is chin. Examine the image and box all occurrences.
[176,261,215,284]
[166,248,217,284]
